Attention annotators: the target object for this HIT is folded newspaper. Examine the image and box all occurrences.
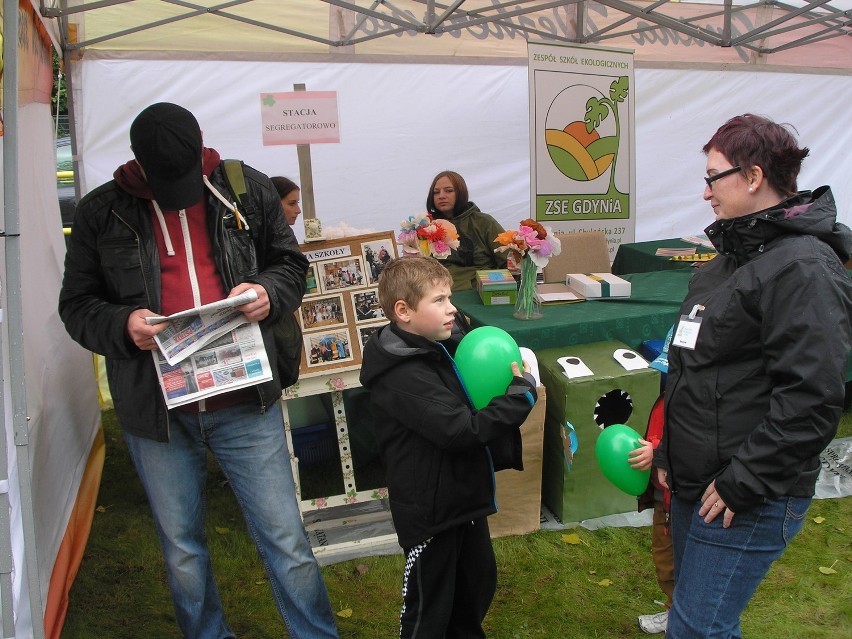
[146,290,273,409]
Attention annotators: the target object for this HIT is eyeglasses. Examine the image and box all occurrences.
[704,165,741,189]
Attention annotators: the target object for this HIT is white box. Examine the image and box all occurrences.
[566,273,631,298]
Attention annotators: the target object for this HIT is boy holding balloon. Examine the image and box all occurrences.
[360,255,537,639]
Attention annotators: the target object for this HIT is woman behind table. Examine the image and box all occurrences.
[427,170,507,290]
[655,114,852,638]
[271,176,301,226]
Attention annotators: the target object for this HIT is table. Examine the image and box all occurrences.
[454,271,691,353]
[454,269,852,384]
[611,238,716,275]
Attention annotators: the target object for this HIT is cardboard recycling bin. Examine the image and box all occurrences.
[537,341,660,523]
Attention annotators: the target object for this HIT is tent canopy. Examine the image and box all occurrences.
[41,0,852,68]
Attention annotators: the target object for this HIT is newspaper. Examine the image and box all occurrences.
[148,289,258,366]
[152,322,272,409]
[145,290,273,408]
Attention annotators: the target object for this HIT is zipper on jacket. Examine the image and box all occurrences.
[112,208,155,311]
[111,207,171,438]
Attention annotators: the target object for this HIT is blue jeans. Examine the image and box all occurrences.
[667,493,811,638]
[124,401,338,639]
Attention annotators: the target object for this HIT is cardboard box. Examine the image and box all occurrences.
[476,269,518,306]
[490,386,546,538]
[566,273,631,298]
[537,341,660,523]
[480,289,517,306]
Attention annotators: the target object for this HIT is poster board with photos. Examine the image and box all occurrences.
[297,231,395,378]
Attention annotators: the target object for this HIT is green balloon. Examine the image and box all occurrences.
[454,326,523,409]
[594,423,651,496]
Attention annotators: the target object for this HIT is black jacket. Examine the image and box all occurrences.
[359,322,536,548]
[656,186,852,512]
[59,153,308,442]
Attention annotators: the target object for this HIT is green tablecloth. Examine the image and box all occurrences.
[453,271,691,353]
[611,238,717,275]
[455,270,852,383]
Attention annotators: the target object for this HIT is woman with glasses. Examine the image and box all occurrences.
[654,114,852,638]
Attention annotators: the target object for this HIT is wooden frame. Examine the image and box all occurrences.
[297,231,397,378]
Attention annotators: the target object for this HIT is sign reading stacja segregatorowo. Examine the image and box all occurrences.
[260,91,341,146]
[528,42,635,260]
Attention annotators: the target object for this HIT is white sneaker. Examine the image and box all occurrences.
[637,610,668,634]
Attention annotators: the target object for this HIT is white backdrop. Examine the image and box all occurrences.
[1,101,102,636]
[73,59,852,245]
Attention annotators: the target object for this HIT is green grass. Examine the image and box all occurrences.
[61,412,852,638]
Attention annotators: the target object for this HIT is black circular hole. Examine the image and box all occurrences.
[594,389,633,429]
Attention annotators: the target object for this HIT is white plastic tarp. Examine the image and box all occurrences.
[72,58,852,244]
[1,102,101,636]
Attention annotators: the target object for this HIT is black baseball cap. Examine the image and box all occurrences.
[130,103,203,210]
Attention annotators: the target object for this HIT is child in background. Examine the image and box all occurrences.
[628,395,673,635]
[359,255,537,638]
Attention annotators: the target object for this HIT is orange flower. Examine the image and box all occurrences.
[494,229,519,246]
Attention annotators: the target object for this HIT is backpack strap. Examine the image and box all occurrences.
[223,159,247,206]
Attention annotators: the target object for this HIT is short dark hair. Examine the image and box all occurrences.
[426,170,469,218]
[270,176,299,199]
[377,256,452,322]
[703,114,809,195]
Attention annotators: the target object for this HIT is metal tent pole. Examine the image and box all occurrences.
[1,0,46,634]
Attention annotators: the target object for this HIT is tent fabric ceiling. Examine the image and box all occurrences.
[41,0,852,68]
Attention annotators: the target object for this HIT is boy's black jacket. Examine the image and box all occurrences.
[360,322,536,548]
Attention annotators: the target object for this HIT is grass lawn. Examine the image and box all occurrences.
[61,411,852,638]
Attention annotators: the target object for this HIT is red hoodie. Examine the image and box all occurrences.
[114,147,226,315]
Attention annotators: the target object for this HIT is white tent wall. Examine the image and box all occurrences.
[73,58,852,245]
[18,101,102,627]
[1,7,102,634]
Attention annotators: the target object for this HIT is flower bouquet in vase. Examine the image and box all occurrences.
[494,219,561,320]
[397,212,460,259]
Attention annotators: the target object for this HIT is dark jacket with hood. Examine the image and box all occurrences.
[359,322,536,548]
[655,186,852,513]
[59,148,308,442]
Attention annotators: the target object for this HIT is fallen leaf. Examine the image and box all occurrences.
[818,566,837,575]
[214,526,229,535]
[813,516,826,524]
[354,563,369,576]
[336,608,353,618]
[588,569,597,575]
[596,578,612,587]
[96,505,106,513]
[255,580,266,585]
[561,533,581,545]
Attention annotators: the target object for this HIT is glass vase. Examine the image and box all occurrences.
[513,256,542,320]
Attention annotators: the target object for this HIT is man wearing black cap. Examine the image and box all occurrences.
[59,103,339,639]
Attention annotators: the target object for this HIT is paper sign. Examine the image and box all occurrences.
[557,356,594,379]
[260,91,340,145]
[612,348,649,371]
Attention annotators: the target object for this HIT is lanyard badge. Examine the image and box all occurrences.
[672,304,704,350]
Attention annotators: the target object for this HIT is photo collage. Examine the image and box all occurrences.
[296,231,395,377]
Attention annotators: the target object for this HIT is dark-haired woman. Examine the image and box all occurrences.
[656,114,852,638]
[427,170,507,290]
[271,176,301,226]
